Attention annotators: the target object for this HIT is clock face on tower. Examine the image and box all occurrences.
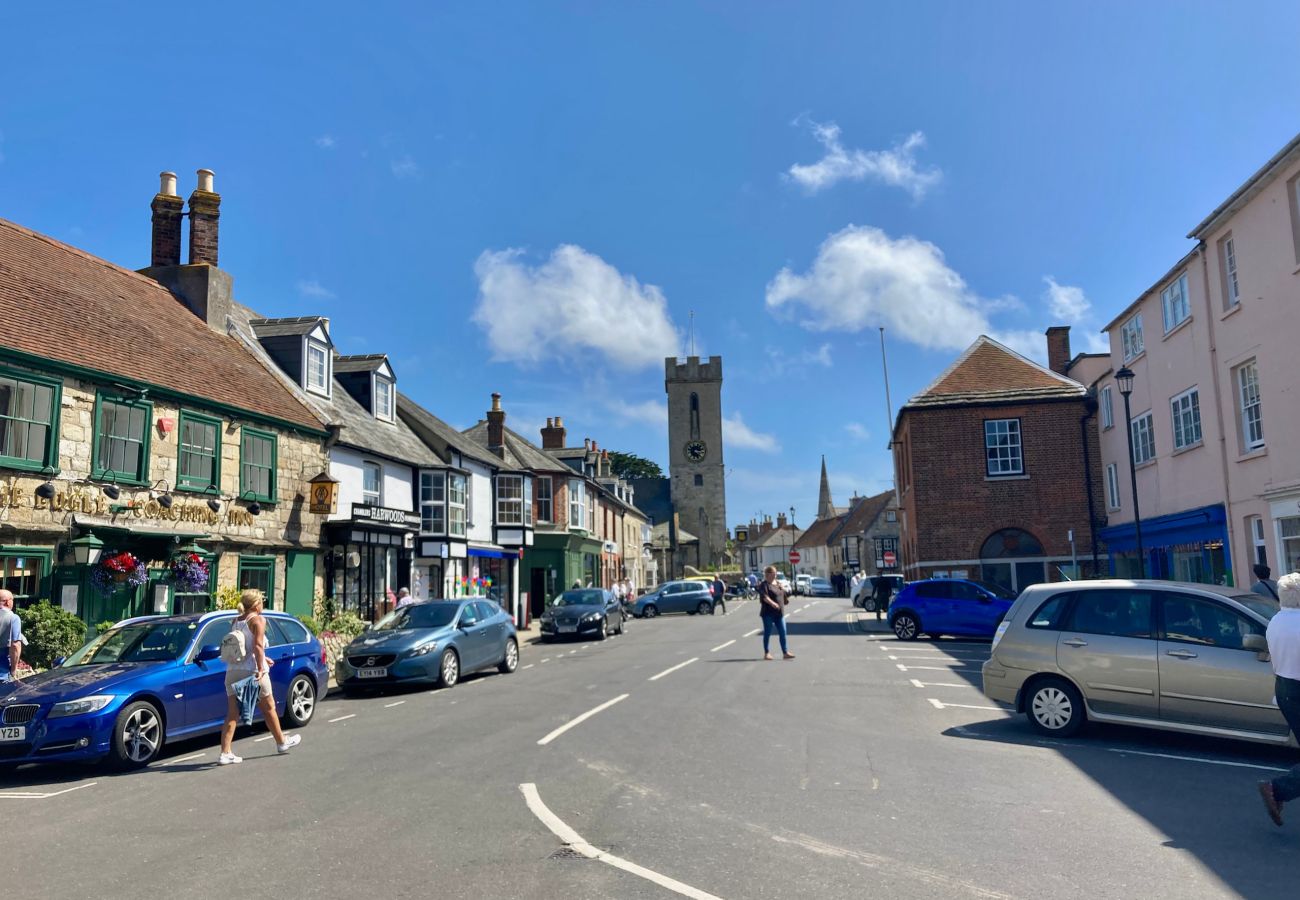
[684,440,707,462]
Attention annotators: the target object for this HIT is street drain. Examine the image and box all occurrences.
[548,846,588,860]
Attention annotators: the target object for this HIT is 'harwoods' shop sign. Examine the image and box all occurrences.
[0,481,257,528]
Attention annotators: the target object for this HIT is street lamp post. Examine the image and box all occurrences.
[1115,366,1145,578]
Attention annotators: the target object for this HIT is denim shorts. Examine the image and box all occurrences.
[225,669,273,699]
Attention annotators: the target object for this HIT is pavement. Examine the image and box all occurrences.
[4,598,1298,898]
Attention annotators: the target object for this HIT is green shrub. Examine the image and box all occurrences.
[215,585,242,610]
[317,592,338,622]
[94,620,116,635]
[19,601,89,669]
[298,615,321,636]
[321,612,367,639]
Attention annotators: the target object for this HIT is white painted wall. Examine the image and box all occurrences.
[468,461,494,543]
[328,445,415,522]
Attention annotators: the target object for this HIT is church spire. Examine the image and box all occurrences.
[817,455,834,519]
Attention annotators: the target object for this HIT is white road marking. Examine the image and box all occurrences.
[253,735,274,742]
[569,650,578,655]
[0,782,97,801]
[328,713,357,723]
[522,664,535,670]
[909,678,970,689]
[168,752,206,764]
[520,783,724,900]
[883,646,988,656]
[1106,748,1289,772]
[650,658,699,681]
[384,700,406,708]
[927,698,1005,712]
[711,640,736,652]
[744,628,761,637]
[540,658,550,664]
[895,663,979,672]
[537,694,630,746]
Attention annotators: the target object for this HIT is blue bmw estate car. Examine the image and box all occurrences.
[335,599,519,691]
[887,578,1017,641]
[0,611,328,770]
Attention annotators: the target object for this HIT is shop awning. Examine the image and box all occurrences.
[468,546,514,559]
[73,515,210,541]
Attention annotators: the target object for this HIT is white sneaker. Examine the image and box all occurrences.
[276,734,301,754]
[218,752,242,765]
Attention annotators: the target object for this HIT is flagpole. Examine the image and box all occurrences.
[879,326,894,441]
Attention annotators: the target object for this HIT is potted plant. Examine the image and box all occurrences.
[168,552,210,593]
[90,550,147,593]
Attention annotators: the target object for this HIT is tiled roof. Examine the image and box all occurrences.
[794,515,846,549]
[396,393,502,469]
[905,336,1085,409]
[748,524,801,548]
[832,490,894,539]
[0,217,325,432]
[248,316,329,340]
[463,421,569,472]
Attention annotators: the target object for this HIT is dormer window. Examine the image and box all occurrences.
[374,374,394,421]
[306,340,330,396]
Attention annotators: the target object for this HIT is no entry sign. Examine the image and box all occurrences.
[883,550,897,567]
[789,550,801,565]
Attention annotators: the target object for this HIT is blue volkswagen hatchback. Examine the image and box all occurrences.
[887,578,1017,641]
[0,611,328,770]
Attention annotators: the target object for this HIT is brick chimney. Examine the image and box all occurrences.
[486,393,506,456]
[150,172,183,267]
[541,417,566,450]
[188,168,220,266]
[600,448,610,477]
[1046,326,1072,376]
[776,513,787,528]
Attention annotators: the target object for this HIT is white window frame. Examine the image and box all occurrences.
[1170,387,1202,451]
[1121,314,1144,361]
[1161,274,1190,333]
[1249,515,1267,567]
[984,418,1024,477]
[420,470,445,534]
[362,461,383,506]
[1222,236,1240,309]
[568,478,586,531]
[448,472,467,537]
[306,339,330,396]
[1100,385,1114,430]
[1237,361,1264,451]
[1105,462,1120,510]
[1131,412,1155,465]
[524,475,533,526]
[496,474,525,526]
[373,374,394,422]
[536,476,553,523]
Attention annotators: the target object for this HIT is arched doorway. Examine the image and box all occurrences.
[979,528,1046,594]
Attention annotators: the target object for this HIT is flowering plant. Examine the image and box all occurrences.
[90,550,148,592]
[169,553,210,593]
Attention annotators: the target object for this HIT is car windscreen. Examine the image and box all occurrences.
[373,604,459,631]
[972,580,1017,599]
[554,590,605,607]
[64,621,196,665]
[1231,593,1280,621]
[811,578,831,587]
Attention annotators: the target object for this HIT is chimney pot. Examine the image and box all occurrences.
[159,171,178,196]
[491,392,502,412]
[555,416,563,427]
[149,171,185,267]
[196,168,215,193]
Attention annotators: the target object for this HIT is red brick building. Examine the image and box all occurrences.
[892,332,1105,593]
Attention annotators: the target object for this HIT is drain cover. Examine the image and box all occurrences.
[548,846,588,860]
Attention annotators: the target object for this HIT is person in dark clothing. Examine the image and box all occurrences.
[711,573,727,615]
[757,566,794,660]
[871,577,894,621]
[1253,564,1280,600]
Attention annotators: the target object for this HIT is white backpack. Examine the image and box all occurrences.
[219,622,247,665]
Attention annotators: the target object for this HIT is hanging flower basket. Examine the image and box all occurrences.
[90,550,148,593]
[168,552,210,594]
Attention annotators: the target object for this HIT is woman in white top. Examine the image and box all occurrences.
[1259,572,1300,825]
[218,590,301,765]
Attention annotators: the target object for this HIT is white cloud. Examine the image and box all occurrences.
[314,135,336,149]
[766,225,998,352]
[1043,276,1090,323]
[845,422,871,441]
[606,399,668,431]
[808,342,833,367]
[296,279,336,300]
[724,412,780,453]
[786,119,941,199]
[473,245,680,370]
[390,156,420,179]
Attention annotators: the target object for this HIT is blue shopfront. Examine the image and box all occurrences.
[1100,503,1232,585]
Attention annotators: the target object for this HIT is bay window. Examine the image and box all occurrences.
[449,472,467,537]
[420,470,446,534]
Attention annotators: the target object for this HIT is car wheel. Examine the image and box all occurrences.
[1026,677,1085,737]
[697,600,713,616]
[437,649,460,688]
[618,616,626,635]
[597,617,609,641]
[110,700,164,769]
[643,604,658,618]
[891,612,920,641]
[498,638,519,674]
[283,674,317,728]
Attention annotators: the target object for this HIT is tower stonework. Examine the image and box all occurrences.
[665,356,727,569]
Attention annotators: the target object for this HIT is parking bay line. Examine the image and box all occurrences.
[927,698,1007,712]
[328,713,357,723]
[1107,748,1289,773]
[909,678,970,689]
[650,658,699,682]
[743,628,761,637]
[0,782,97,800]
[711,639,736,653]
[520,783,724,900]
[522,664,535,670]
[384,700,406,708]
[537,694,630,746]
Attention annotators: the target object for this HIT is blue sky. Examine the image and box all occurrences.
[3,2,1298,530]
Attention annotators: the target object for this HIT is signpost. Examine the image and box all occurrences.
[788,550,801,565]
[883,550,897,568]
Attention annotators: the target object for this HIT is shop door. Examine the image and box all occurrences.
[284,552,316,618]
[530,569,546,618]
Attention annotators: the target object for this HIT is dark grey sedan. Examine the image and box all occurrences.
[540,589,626,641]
[336,599,519,691]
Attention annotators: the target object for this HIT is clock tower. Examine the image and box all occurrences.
[665,355,727,569]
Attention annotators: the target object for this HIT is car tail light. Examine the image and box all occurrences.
[320,646,328,666]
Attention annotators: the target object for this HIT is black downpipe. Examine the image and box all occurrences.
[1080,395,1101,575]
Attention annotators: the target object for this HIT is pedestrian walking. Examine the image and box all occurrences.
[757,565,794,660]
[395,587,414,609]
[711,572,727,615]
[871,577,893,621]
[1252,564,1280,600]
[0,589,25,683]
[218,590,300,765]
[1257,573,1300,826]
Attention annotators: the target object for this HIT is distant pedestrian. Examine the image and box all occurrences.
[757,566,793,660]
[850,571,865,602]
[218,590,300,766]
[871,577,894,621]
[1257,573,1300,827]
[0,589,24,683]
[711,573,727,615]
[1252,564,1280,600]
[395,587,414,609]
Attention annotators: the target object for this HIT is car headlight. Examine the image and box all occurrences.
[582,613,601,621]
[49,695,114,718]
[412,641,439,656]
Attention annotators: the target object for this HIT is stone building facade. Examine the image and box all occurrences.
[665,356,728,568]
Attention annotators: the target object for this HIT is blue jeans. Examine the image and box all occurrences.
[762,615,788,655]
[1272,676,1300,803]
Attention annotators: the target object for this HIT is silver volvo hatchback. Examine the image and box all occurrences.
[982,579,1293,746]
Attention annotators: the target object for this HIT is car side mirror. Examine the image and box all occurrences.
[52,656,66,668]
[1243,633,1269,658]
[195,645,221,663]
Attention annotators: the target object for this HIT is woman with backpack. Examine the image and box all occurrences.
[218,590,301,765]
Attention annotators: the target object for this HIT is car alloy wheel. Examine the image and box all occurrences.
[439,649,460,688]
[499,639,519,674]
[113,701,163,768]
[285,674,317,727]
[643,604,658,618]
[892,613,919,641]
[1028,679,1084,736]
[597,617,609,640]
[697,600,712,616]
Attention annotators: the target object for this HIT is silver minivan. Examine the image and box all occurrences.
[983,579,1293,746]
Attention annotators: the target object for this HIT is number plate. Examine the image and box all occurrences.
[558,624,577,633]
[356,667,388,679]
[0,725,25,742]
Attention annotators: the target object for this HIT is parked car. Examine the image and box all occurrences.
[853,574,906,611]
[983,580,1292,745]
[0,611,327,770]
[794,574,813,595]
[775,574,793,593]
[336,599,518,692]
[540,589,626,641]
[808,577,835,597]
[632,580,716,618]
[888,578,1016,641]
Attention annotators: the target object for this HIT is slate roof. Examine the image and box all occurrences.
[831,490,895,539]
[904,336,1086,409]
[463,421,570,472]
[248,316,329,340]
[334,354,389,374]
[794,515,847,550]
[228,302,438,466]
[0,217,325,432]
[396,393,501,469]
